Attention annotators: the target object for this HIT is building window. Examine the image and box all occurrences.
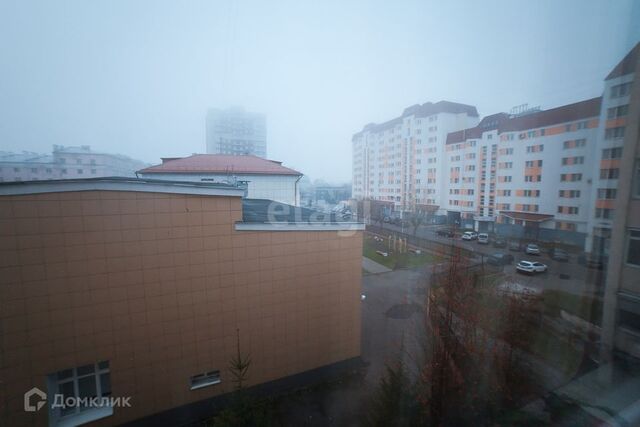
[605,127,626,140]
[46,168,52,173]
[600,168,620,180]
[635,160,640,198]
[91,169,97,174]
[627,229,640,266]
[610,82,633,98]
[77,169,83,174]
[602,147,623,159]
[607,104,629,119]
[48,361,112,425]
[190,370,221,390]
[61,169,67,174]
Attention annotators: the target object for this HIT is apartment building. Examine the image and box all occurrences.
[206,107,267,158]
[446,98,601,245]
[0,177,363,427]
[599,43,640,362]
[138,154,302,206]
[352,101,479,216]
[0,145,147,182]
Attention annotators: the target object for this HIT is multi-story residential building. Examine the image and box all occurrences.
[598,42,639,362]
[446,98,601,245]
[206,107,267,158]
[138,154,302,206]
[352,100,479,216]
[0,177,362,427]
[0,145,147,182]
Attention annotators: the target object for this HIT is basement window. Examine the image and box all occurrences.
[189,370,221,390]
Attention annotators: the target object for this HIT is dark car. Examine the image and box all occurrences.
[487,253,514,266]
[508,241,520,252]
[436,228,455,238]
[549,248,570,262]
[493,237,506,248]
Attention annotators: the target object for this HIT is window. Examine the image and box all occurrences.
[627,229,640,266]
[610,82,633,98]
[605,126,625,139]
[600,168,620,180]
[48,361,112,425]
[13,167,19,172]
[597,188,617,199]
[77,169,83,174]
[30,167,37,173]
[190,370,221,390]
[46,168,52,173]
[602,147,623,159]
[607,104,629,119]
[595,208,615,220]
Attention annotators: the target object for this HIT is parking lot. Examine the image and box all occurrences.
[370,222,606,298]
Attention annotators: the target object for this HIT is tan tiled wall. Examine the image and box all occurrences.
[0,190,362,426]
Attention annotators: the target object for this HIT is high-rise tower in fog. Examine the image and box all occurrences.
[205,107,267,157]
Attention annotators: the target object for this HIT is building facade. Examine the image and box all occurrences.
[598,43,640,362]
[0,145,147,182]
[445,98,601,246]
[351,44,639,251]
[206,107,267,158]
[138,154,302,206]
[0,177,363,427]
[352,101,480,216]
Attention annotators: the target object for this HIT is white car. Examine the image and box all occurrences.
[477,233,489,244]
[516,260,548,274]
[462,231,478,241]
[525,243,540,255]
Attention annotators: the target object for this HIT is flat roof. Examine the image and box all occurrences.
[0,177,245,197]
[237,198,364,231]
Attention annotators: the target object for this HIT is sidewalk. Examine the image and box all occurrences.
[362,256,392,274]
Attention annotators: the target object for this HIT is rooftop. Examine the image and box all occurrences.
[138,154,302,176]
[606,42,640,80]
[447,97,601,144]
[354,100,479,138]
[242,198,347,224]
[0,176,244,197]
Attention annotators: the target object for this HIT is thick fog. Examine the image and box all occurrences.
[1,0,638,182]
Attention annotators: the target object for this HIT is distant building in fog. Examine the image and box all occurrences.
[206,107,267,158]
[0,145,147,182]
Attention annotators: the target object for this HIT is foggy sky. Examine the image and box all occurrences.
[1,0,639,183]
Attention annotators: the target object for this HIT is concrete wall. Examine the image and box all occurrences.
[0,190,361,426]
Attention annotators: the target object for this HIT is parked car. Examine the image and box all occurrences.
[436,228,455,238]
[549,248,570,262]
[525,243,541,255]
[487,252,514,266]
[516,260,548,274]
[508,241,520,252]
[493,237,506,248]
[477,233,489,244]
[462,231,478,241]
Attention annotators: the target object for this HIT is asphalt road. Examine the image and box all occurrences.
[371,222,605,297]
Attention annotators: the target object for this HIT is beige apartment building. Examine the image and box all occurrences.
[0,177,363,426]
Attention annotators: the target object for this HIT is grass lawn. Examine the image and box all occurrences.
[363,235,441,270]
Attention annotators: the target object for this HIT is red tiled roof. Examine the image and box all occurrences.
[500,211,554,222]
[606,42,640,80]
[138,154,302,176]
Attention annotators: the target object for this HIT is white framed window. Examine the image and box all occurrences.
[190,370,221,390]
[48,361,112,426]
